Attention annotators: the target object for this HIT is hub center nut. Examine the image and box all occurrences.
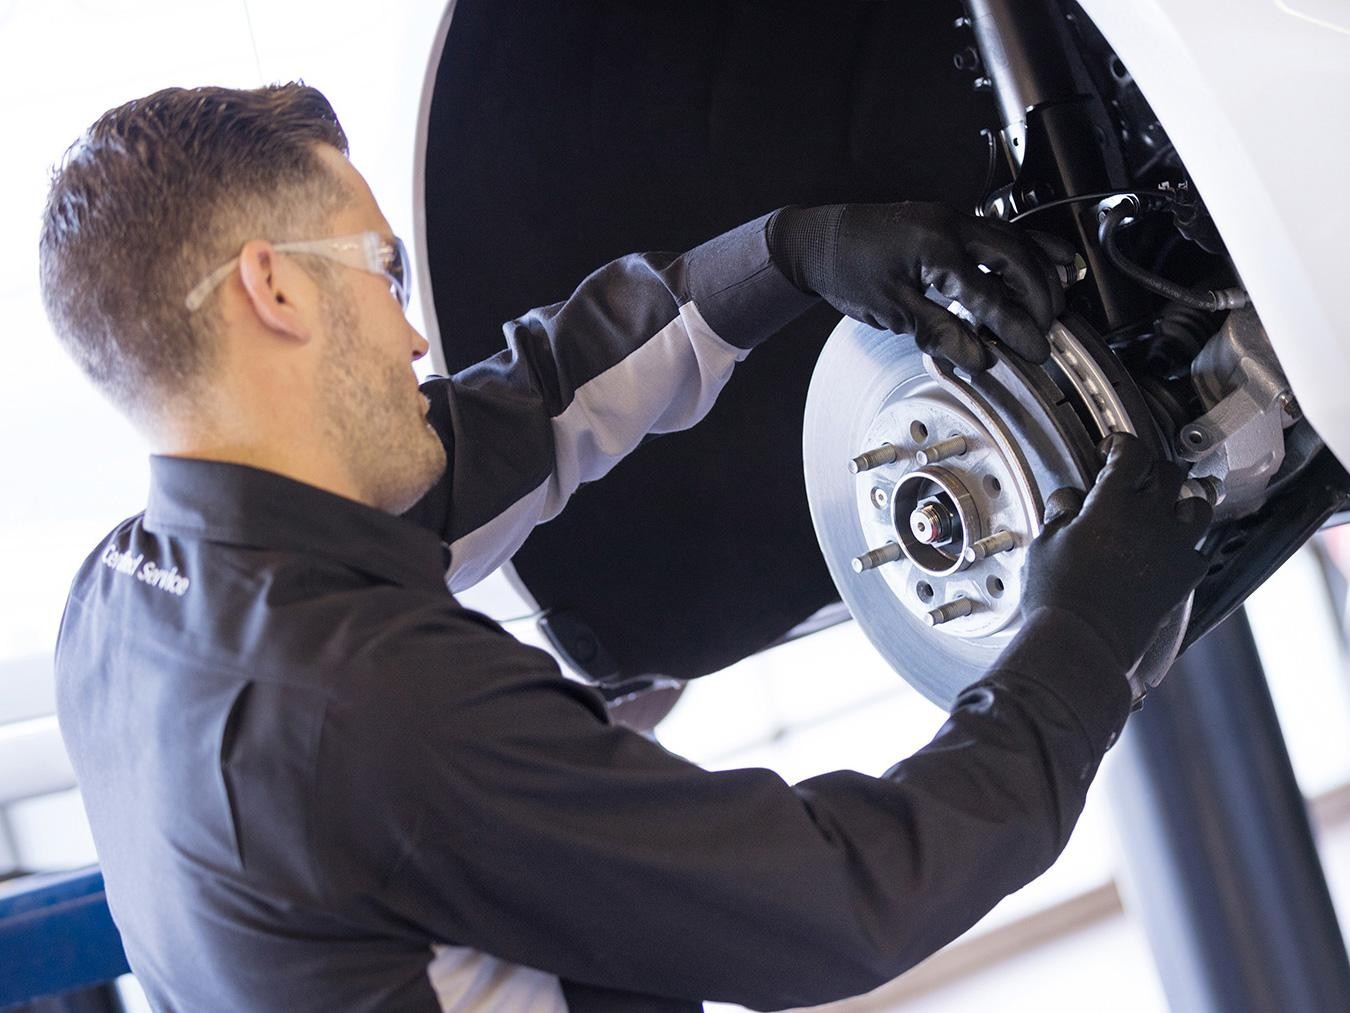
[910,499,956,545]
[891,466,982,577]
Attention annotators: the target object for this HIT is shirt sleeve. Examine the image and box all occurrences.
[400,212,818,591]
[313,603,1131,1010]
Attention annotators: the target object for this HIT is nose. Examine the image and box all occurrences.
[410,325,430,363]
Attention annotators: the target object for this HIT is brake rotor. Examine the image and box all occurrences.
[803,314,1190,709]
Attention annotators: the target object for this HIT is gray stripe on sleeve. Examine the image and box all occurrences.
[446,302,744,590]
[545,301,745,505]
[447,483,551,593]
[426,942,566,1011]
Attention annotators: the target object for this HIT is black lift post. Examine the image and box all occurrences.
[1108,607,1350,1012]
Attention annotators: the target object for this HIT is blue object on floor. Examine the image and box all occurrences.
[0,866,130,1008]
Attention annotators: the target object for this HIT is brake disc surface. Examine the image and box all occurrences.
[803,316,1189,709]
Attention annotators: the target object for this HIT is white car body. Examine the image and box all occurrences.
[1079,0,1350,469]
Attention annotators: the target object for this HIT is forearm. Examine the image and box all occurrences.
[703,610,1131,1007]
[402,212,817,588]
[793,609,1131,992]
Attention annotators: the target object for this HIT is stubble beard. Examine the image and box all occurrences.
[317,287,447,515]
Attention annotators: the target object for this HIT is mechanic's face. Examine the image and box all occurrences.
[312,148,446,515]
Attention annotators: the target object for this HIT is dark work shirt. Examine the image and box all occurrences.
[54,215,1130,1011]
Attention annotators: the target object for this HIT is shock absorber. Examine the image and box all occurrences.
[961,0,1148,331]
[963,0,1079,169]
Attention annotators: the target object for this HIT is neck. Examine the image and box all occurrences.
[149,358,373,508]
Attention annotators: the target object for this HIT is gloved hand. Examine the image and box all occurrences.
[1020,433,1213,674]
[767,202,1077,372]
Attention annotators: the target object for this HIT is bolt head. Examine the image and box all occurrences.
[953,45,981,71]
[1181,426,1210,452]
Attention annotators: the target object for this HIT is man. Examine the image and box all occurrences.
[41,84,1209,1011]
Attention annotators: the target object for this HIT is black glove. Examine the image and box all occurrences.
[767,202,1077,372]
[1020,433,1213,674]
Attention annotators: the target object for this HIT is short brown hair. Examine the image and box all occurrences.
[39,83,350,423]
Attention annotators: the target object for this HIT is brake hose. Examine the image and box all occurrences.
[1098,197,1249,311]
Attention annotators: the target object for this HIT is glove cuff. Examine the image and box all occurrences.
[766,204,845,296]
[991,605,1133,754]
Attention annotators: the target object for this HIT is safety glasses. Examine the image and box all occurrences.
[184,231,410,312]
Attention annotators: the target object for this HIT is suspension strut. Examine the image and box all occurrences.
[961,0,1147,331]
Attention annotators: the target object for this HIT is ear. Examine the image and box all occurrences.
[237,239,311,341]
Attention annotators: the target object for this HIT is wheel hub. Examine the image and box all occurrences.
[804,314,1189,708]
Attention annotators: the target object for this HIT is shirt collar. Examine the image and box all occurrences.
[143,455,451,594]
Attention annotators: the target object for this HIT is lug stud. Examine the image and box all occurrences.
[850,443,902,474]
[852,543,903,573]
[915,435,968,467]
[961,531,1017,566]
[926,598,976,626]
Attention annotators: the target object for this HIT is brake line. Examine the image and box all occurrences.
[1097,198,1249,312]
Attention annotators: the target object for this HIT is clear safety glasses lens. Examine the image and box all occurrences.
[384,236,410,311]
